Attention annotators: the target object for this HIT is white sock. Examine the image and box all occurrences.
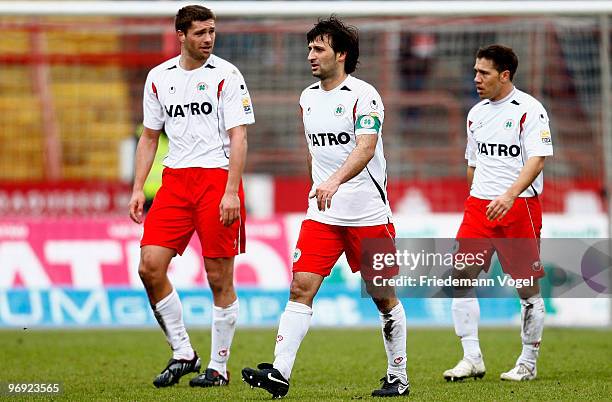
[273,301,313,380]
[208,299,239,378]
[379,302,407,382]
[517,296,544,371]
[452,297,482,363]
[153,288,194,360]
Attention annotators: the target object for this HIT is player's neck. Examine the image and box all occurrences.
[179,53,209,71]
[320,71,348,91]
[490,84,514,102]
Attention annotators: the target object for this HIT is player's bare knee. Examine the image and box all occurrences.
[206,270,222,290]
[452,264,481,281]
[289,279,315,305]
[364,280,395,302]
[206,269,234,295]
[453,286,477,299]
[517,281,540,299]
[138,252,164,285]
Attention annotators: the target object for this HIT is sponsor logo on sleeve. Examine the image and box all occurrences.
[370,99,379,110]
[242,97,252,114]
[540,129,552,144]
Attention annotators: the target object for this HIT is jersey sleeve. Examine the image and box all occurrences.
[221,68,255,130]
[299,90,312,152]
[142,71,165,130]
[465,110,477,167]
[354,86,384,136]
[522,102,553,158]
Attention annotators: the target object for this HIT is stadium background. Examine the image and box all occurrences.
[0,1,610,329]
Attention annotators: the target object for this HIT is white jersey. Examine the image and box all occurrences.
[466,87,553,199]
[143,54,255,169]
[300,75,392,226]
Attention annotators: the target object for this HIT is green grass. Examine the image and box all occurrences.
[1,327,610,401]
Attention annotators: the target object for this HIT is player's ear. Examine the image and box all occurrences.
[177,30,186,44]
[500,70,511,83]
[336,51,347,63]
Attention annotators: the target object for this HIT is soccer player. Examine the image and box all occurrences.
[443,44,553,382]
[241,17,409,398]
[128,5,254,388]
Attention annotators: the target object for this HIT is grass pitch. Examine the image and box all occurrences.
[1,327,610,401]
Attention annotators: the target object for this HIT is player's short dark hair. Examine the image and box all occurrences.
[175,5,216,33]
[307,16,359,74]
[476,44,518,81]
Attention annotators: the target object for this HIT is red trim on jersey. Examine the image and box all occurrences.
[217,79,225,100]
[468,120,473,128]
[519,112,527,135]
[152,82,158,99]
[352,99,358,123]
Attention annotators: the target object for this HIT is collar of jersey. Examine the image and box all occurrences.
[489,86,516,106]
[319,74,351,93]
[177,54,216,73]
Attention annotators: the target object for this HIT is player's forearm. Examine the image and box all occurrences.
[467,166,475,188]
[505,156,545,198]
[329,141,376,185]
[226,125,248,194]
[132,130,160,192]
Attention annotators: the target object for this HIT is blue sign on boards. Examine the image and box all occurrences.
[0,286,520,327]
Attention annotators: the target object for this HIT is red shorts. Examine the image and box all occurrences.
[292,219,397,279]
[141,167,246,258]
[456,196,544,280]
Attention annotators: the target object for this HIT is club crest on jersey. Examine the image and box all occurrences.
[334,104,345,117]
[504,119,514,130]
[293,248,301,262]
[196,82,207,91]
[169,85,176,94]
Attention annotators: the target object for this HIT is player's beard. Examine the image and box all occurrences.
[186,41,212,63]
[312,65,330,80]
